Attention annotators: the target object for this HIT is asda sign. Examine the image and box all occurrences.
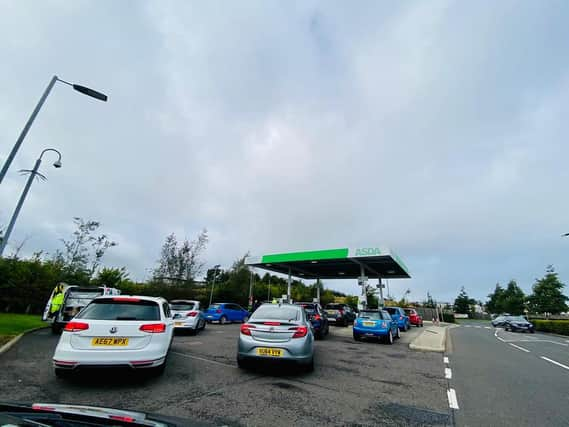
[355,247,381,257]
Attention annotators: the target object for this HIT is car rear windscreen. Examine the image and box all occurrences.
[385,308,398,315]
[404,309,413,315]
[76,300,160,321]
[326,304,342,309]
[358,311,381,319]
[171,303,196,311]
[251,306,300,321]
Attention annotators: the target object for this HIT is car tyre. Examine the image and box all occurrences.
[385,330,394,345]
[220,316,228,325]
[237,356,248,370]
[353,333,361,341]
[530,329,535,334]
[395,327,400,339]
[51,323,62,335]
[304,357,314,373]
[201,320,206,330]
[54,368,71,379]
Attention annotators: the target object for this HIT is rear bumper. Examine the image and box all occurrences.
[237,335,313,362]
[409,318,422,325]
[173,317,200,329]
[205,314,221,321]
[353,326,389,337]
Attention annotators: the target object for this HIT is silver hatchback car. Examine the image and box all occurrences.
[237,303,314,371]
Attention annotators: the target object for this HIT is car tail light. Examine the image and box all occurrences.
[109,415,136,423]
[139,323,166,333]
[381,322,387,328]
[53,360,78,367]
[112,297,140,302]
[64,322,89,332]
[313,314,321,321]
[289,326,308,338]
[263,321,281,326]
[338,309,344,315]
[187,311,198,317]
[241,323,255,336]
[32,404,56,411]
[216,309,222,314]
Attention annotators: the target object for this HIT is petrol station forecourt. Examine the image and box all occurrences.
[245,246,411,308]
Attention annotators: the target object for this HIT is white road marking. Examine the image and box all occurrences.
[464,325,471,328]
[475,326,481,328]
[508,343,530,353]
[445,367,452,379]
[512,339,567,346]
[484,326,491,329]
[172,351,235,368]
[494,329,505,342]
[447,388,459,409]
[443,356,449,364]
[186,341,203,346]
[541,356,569,371]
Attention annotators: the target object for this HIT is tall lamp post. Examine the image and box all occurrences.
[0,149,62,256]
[208,264,221,307]
[0,75,107,186]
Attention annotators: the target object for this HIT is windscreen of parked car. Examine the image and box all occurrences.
[208,304,221,310]
[507,316,527,322]
[404,309,415,315]
[171,302,196,311]
[76,299,160,321]
[250,305,300,321]
[358,311,381,320]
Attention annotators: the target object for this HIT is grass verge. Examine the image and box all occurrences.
[0,313,46,348]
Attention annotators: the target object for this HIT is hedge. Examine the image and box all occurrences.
[442,312,455,323]
[532,319,569,336]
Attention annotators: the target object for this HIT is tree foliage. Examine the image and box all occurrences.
[528,266,568,315]
[454,287,476,314]
[153,230,208,284]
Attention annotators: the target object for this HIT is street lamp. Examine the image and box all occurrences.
[208,264,221,307]
[0,149,62,257]
[0,75,107,185]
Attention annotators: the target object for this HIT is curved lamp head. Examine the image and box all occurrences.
[53,159,62,168]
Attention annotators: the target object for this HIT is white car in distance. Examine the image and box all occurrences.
[52,296,174,377]
[170,299,206,335]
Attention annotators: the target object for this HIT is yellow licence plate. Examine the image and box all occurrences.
[91,337,129,346]
[256,347,283,357]
[175,322,184,326]
[363,321,376,326]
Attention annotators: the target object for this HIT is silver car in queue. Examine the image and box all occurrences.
[237,303,315,372]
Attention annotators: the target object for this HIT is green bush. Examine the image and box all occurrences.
[532,319,569,336]
[442,312,455,323]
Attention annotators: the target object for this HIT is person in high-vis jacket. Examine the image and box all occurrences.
[49,284,65,317]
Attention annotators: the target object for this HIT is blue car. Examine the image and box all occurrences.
[204,303,250,324]
[353,310,400,344]
[384,307,411,331]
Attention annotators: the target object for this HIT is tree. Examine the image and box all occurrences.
[486,283,505,314]
[54,217,117,278]
[528,266,568,315]
[93,267,130,288]
[454,287,475,315]
[424,292,436,308]
[500,280,526,315]
[153,229,208,284]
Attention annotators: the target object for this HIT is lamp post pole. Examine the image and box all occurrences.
[0,149,62,256]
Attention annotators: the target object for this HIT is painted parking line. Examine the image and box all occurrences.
[172,351,236,368]
[447,388,459,409]
[464,325,471,328]
[475,326,481,328]
[484,326,491,329]
[443,356,449,364]
[508,343,530,353]
[494,329,505,342]
[540,356,569,371]
[445,367,452,379]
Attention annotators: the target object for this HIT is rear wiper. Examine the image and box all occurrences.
[116,316,137,320]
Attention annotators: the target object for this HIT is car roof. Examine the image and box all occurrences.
[95,295,165,303]
[170,299,199,304]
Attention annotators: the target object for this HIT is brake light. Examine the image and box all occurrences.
[109,415,135,423]
[216,309,222,313]
[313,314,321,321]
[32,404,56,411]
[338,309,344,315]
[64,322,89,332]
[289,326,308,338]
[139,323,166,333]
[187,312,198,317]
[241,323,255,336]
[263,321,281,326]
[112,297,140,302]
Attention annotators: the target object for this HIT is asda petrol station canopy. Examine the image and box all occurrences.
[245,247,410,279]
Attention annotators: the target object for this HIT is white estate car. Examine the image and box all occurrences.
[52,296,174,377]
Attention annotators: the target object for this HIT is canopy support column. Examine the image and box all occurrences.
[316,278,321,303]
[287,266,292,301]
[378,277,384,307]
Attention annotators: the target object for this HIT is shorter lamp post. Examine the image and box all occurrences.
[0,149,62,257]
[208,264,221,307]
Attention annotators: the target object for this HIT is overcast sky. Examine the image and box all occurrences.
[1,1,568,302]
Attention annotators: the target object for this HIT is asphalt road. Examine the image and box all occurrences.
[0,323,451,426]
[447,320,569,427]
